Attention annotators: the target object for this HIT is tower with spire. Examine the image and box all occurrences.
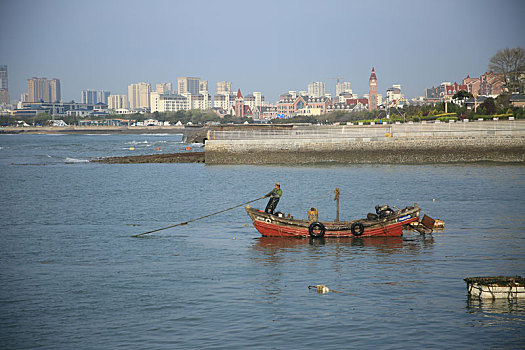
[368,67,378,111]
[234,88,244,118]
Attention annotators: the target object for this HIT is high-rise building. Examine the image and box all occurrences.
[216,81,233,95]
[81,90,97,104]
[0,65,8,104]
[253,92,264,107]
[156,83,172,94]
[336,81,352,96]
[50,79,60,102]
[27,78,47,102]
[308,82,326,98]
[199,80,208,93]
[244,92,265,111]
[27,77,61,103]
[97,90,110,104]
[108,94,128,110]
[0,90,9,105]
[128,82,151,109]
[177,77,200,95]
[368,68,377,111]
[0,65,7,90]
[81,90,110,105]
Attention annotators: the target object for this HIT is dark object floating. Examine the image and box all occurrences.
[464,276,525,299]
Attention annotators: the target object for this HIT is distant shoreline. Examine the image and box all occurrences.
[0,126,188,135]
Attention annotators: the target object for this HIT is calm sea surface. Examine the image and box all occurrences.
[1,134,524,349]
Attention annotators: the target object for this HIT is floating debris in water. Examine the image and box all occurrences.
[309,285,330,293]
[308,285,358,295]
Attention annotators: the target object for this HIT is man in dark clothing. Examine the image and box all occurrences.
[264,182,282,214]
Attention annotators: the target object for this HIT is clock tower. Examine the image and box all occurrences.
[369,67,378,111]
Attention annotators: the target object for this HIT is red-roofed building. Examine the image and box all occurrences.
[275,95,331,117]
[479,71,505,96]
[232,89,253,118]
[462,75,480,95]
[445,82,468,96]
[462,72,505,96]
[346,98,369,106]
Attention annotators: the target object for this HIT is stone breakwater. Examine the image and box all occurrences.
[205,121,525,164]
[205,136,525,164]
[93,152,204,164]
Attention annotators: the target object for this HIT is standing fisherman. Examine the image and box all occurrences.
[264,182,282,214]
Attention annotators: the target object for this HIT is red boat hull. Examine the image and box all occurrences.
[245,205,422,238]
[252,217,418,237]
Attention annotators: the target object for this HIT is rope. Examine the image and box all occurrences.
[132,196,266,237]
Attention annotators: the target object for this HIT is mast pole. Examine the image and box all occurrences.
[334,188,340,222]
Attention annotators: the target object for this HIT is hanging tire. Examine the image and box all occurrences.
[351,222,365,236]
[309,222,325,238]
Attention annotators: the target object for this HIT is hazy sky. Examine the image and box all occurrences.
[1,0,524,103]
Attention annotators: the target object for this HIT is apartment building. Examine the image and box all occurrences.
[128,82,151,109]
[177,77,200,95]
[308,81,326,98]
[150,92,189,112]
[107,94,128,110]
[156,83,172,94]
[216,81,232,95]
[27,77,61,103]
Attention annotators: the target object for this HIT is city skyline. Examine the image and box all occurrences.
[1,0,524,103]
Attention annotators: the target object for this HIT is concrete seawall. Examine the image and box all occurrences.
[205,121,525,164]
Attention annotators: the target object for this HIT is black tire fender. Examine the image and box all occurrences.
[351,222,365,236]
[308,222,326,238]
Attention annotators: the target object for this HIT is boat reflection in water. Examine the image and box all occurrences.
[253,235,434,255]
[465,297,525,327]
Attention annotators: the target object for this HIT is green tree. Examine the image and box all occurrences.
[480,98,496,115]
[452,90,473,100]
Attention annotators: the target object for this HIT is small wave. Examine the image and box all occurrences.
[64,157,89,163]
[127,140,149,145]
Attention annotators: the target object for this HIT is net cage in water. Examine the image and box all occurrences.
[464,276,525,299]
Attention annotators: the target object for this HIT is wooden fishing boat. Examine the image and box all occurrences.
[245,202,433,238]
[465,276,525,299]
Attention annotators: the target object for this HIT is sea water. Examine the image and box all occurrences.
[0,134,524,349]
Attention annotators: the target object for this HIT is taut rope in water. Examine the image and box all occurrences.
[132,196,266,238]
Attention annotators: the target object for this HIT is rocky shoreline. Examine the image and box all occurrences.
[92,151,205,164]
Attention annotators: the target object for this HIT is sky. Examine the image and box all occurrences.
[1,0,524,103]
